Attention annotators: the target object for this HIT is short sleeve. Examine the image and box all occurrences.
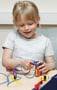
[45,38,54,57]
[2,31,16,50]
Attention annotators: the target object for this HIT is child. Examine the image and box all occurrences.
[2,1,55,74]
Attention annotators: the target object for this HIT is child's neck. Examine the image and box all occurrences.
[30,32,38,39]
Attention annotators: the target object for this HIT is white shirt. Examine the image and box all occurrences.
[2,30,54,62]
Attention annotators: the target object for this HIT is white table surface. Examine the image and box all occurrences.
[0,69,57,90]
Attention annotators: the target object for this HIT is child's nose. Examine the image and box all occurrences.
[25,25,29,30]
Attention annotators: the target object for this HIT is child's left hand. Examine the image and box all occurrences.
[38,62,49,74]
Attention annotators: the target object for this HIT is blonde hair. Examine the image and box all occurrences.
[13,1,40,22]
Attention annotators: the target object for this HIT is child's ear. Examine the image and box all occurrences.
[37,16,40,21]
[35,16,40,22]
[35,16,40,26]
[35,16,40,27]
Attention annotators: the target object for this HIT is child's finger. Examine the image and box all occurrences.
[39,66,49,74]
[38,62,45,69]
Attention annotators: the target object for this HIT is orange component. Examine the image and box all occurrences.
[35,68,42,77]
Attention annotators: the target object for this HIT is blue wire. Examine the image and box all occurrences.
[0,73,9,85]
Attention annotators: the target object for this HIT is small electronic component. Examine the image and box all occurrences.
[43,75,47,81]
[30,61,43,77]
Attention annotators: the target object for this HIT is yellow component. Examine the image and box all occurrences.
[8,74,22,87]
[9,74,14,81]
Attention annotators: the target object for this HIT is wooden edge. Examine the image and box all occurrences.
[0,24,57,29]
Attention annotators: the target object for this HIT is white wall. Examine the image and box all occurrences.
[0,0,57,24]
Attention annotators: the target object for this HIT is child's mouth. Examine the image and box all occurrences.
[24,31,32,34]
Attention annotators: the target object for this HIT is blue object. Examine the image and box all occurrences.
[40,74,57,90]
[30,61,42,67]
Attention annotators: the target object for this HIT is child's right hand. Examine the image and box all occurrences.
[14,60,33,74]
[6,60,33,74]
[21,60,33,70]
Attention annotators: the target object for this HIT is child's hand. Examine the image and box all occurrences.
[21,60,33,70]
[38,62,49,74]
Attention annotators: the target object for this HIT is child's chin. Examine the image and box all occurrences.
[24,35,32,39]
[23,34,33,39]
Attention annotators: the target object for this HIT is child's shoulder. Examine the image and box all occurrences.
[6,30,18,41]
[37,34,50,41]
[37,34,51,43]
[41,34,50,40]
[8,30,17,35]
[7,30,18,38]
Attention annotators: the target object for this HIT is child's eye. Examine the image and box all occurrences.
[28,23,33,25]
[19,24,24,27]
[18,22,34,27]
[28,22,33,25]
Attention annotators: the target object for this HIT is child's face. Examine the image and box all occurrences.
[15,16,39,39]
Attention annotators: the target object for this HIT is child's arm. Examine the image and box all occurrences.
[2,48,31,71]
[38,56,55,74]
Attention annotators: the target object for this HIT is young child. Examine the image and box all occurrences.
[2,1,55,74]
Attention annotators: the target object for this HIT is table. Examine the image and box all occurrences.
[0,69,57,90]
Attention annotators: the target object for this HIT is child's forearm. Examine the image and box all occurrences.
[2,58,23,70]
[45,56,56,71]
[47,62,56,71]
[2,57,31,71]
